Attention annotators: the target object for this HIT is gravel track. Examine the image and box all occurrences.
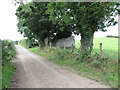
[10,45,109,88]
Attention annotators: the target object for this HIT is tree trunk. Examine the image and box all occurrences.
[80,33,94,56]
[38,40,45,48]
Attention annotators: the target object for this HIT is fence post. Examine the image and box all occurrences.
[64,43,66,49]
[100,43,102,57]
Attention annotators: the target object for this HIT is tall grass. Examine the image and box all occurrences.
[29,37,118,88]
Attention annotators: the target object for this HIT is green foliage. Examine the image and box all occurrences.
[2,40,16,88]
[16,2,49,46]
[29,37,118,88]
[2,40,16,61]
[92,60,101,68]
[14,40,18,45]
[16,2,119,53]
[30,47,118,88]
[47,2,119,34]
[16,2,72,47]
[46,2,119,54]
[18,39,39,48]
[18,39,28,48]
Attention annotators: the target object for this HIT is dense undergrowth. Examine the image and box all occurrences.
[2,40,16,88]
[29,38,118,88]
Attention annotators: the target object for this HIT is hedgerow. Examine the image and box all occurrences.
[2,40,16,88]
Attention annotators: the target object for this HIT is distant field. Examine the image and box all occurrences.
[76,37,118,60]
[75,37,118,51]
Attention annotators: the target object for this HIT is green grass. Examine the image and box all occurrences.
[76,37,118,51]
[76,37,118,60]
[29,37,118,88]
[2,62,15,88]
[2,40,16,88]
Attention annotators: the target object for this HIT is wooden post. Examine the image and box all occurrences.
[100,43,102,57]
[64,43,66,49]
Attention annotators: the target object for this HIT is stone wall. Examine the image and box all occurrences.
[44,36,75,48]
[55,36,75,48]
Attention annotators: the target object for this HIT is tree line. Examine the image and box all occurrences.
[16,2,120,55]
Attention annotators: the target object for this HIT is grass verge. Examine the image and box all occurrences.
[2,61,15,88]
[2,40,16,88]
[29,45,118,88]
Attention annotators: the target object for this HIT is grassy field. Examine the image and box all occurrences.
[76,37,118,60]
[76,37,118,51]
[29,37,118,88]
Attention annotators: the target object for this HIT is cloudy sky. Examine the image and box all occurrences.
[0,0,118,41]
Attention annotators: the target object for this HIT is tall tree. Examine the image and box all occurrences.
[16,2,51,47]
[16,2,73,47]
[46,2,119,56]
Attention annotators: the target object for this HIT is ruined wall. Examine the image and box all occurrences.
[44,36,75,48]
[55,36,75,48]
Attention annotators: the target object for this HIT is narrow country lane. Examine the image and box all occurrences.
[10,45,109,88]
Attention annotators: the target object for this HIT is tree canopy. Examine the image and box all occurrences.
[46,2,119,54]
[16,2,119,55]
[16,2,73,47]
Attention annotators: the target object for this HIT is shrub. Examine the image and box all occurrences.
[2,40,16,64]
[1,40,16,88]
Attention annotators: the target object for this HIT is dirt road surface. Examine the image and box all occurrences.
[10,45,109,88]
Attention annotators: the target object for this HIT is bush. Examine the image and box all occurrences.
[2,40,16,61]
[2,40,16,88]
[18,39,39,48]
